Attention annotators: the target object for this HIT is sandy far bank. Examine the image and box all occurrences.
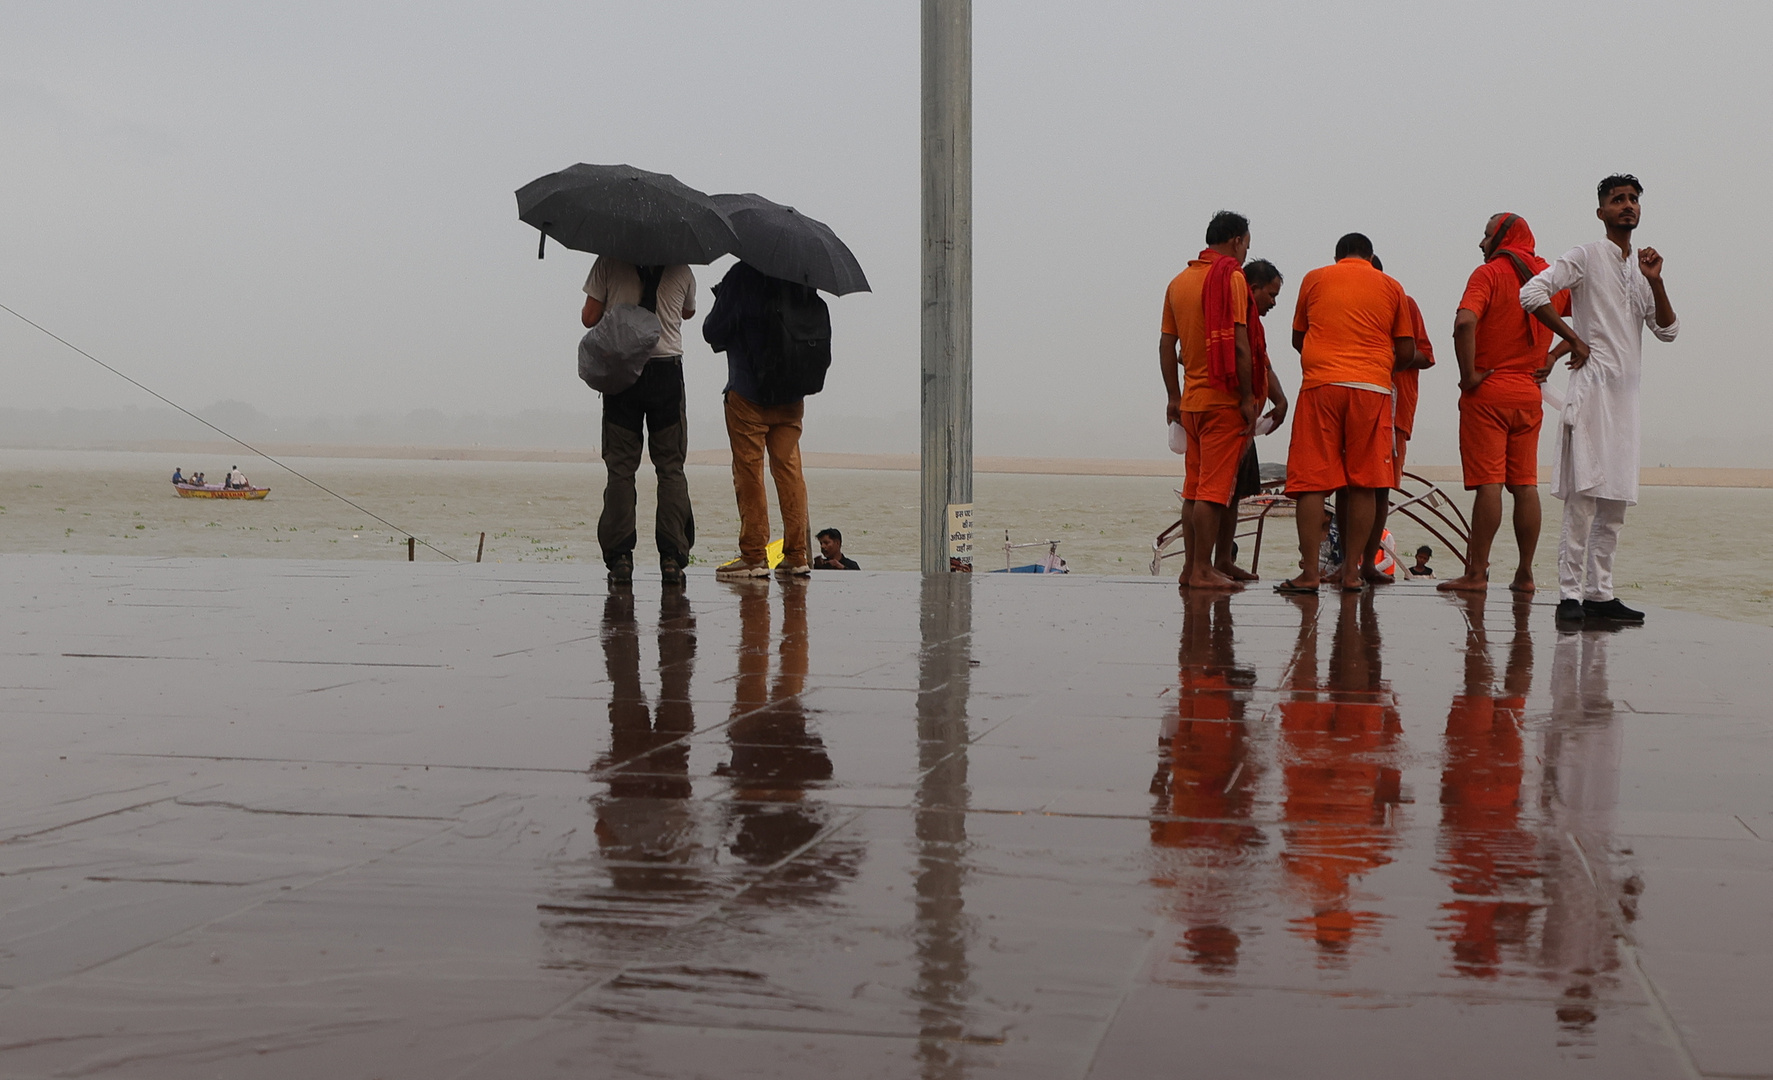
[25,441,1773,488]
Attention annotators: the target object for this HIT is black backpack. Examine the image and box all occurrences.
[755,279,832,402]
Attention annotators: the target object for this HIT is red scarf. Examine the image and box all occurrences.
[1201,250,1243,393]
[1488,213,1548,283]
[1247,293,1270,405]
[1487,213,1563,354]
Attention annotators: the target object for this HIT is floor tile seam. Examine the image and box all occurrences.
[528,1013,1008,1045]
[13,814,467,993]
[104,752,592,776]
[1143,976,1654,1008]
[1564,828,1704,1078]
[0,788,218,844]
[1619,940,1704,1080]
[169,797,461,823]
[1080,919,1167,1080]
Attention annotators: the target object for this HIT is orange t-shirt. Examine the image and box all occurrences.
[1162,258,1248,412]
[1394,296,1435,437]
[1460,260,1572,378]
[1291,258,1411,391]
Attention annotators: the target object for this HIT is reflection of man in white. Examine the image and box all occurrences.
[1520,174,1678,625]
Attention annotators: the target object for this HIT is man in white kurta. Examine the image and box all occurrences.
[1519,175,1678,624]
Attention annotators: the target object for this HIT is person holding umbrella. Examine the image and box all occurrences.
[702,194,869,581]
[518,164,740,587]
[581,258,698,585]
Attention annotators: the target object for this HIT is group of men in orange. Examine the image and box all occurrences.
[1159,176,1678,623]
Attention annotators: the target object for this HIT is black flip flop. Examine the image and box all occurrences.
[1273,579,1319,595]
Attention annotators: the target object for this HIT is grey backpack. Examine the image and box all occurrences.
[578,266,665,394]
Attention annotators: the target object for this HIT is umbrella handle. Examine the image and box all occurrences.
[537,227,548,260]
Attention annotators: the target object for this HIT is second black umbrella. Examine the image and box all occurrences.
[711,194,870,295]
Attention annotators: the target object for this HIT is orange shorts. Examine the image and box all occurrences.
[1285,385,1395,495]
[1181,407,1248,507]
[1459,379,1541,489]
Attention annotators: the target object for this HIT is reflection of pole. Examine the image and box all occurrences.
[914,573,973,1076]
[920,0,972,573]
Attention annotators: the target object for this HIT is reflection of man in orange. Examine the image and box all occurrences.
[1150,591,1261,973]
[1436,593,1538,977]
[1279,233,1416,594]
[1277,592,1402,958]
[1440,213,1572,595]
[1160,211,1259,590]
[718,581,837,869]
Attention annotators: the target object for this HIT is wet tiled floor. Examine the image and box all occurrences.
[3,555,1770,1077]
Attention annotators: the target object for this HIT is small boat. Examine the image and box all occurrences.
[989,532,1068,574]
[175,483,269,500]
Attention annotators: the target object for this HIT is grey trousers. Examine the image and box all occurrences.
[599,357,694,567]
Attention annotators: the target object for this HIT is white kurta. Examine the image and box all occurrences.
[1520,240,1678,504]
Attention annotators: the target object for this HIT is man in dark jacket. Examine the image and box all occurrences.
[703,262,813,580]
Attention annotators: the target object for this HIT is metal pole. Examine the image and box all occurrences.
[920,0,972,573]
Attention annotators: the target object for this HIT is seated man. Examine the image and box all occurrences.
[1407,545,1435,577]
[171,468,185,485]
[813,528,860,570]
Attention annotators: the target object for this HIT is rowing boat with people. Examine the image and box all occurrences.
[174,483,269,500]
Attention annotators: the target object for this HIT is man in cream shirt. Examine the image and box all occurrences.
[582,258,697,587]
[1521,174,1679,625]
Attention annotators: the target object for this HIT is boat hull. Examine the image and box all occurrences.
[175,484,268,500]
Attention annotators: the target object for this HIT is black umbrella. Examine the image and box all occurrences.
[710,193,870,295]
[516,163,738,265]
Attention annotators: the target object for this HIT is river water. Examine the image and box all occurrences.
[5,448,1770,626]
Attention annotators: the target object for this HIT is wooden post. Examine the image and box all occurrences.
[476,532,486,563]
[407,536,415,561]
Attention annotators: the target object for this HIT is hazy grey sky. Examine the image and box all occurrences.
[3,1,1767,464]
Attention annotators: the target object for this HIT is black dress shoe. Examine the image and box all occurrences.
[1555,598,1585,623]
[1583,597,1645,623]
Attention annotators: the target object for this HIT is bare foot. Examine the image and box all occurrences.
[1219,565,1260,582]
[1361,567,1395,586]
[1337,575,1367,593]
[1186,568,1244,591]
[1437,574,1489,593]
[1508,571,1535,594]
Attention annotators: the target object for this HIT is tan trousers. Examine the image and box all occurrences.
[725,392,809,565]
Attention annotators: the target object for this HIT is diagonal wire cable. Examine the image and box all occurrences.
[1,301,459,562]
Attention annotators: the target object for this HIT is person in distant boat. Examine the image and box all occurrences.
[1277,232,1415,595]
[192,471,205,486]
[1438,213,1571,597]
[171,468,185,485]
[813,528,860,570]
[1520,176,1678,626]
[225,466,248,490]
[1408,546,1435,578]
[1160,210,1259,591]
[1213,258,1290,582]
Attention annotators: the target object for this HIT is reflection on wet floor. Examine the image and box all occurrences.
[1150,588,1650,1047]
[3,555,1769,1077]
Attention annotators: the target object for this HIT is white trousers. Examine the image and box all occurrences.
[1557,493,1628,602]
